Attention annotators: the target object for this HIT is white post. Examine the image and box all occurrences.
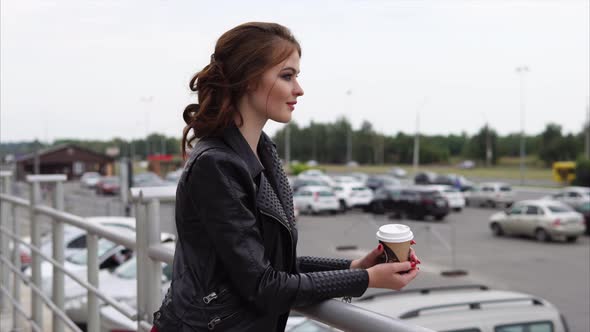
[146,199,163,323]
[87,233,100,332]
[28,180,43,327]
[0,171,12,311]
[52,181,66,332]
[516,66,529,186]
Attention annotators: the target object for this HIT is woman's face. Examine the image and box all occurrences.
[247,50,304,123]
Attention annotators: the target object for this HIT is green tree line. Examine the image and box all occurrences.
[1,118,588,167]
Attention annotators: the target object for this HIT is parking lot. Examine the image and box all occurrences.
[295,201,589,332]
[8,183,589,331]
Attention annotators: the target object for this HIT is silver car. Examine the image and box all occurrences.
[466,182,514,208]
[547,186,590,209]
[489,200,585,242]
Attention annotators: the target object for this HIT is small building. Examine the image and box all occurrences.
[15,144,115,180]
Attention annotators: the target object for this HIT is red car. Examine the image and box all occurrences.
[96,176,121,195]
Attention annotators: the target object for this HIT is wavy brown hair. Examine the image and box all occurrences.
[181,22,301,158]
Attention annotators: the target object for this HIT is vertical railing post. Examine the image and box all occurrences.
[11,199,21,331]
[135,194,148,330]
[146,198,163,323]
[52,180,66,332]
[27,178,43,327]
[26,174,67,330]
[86,233,100,332]
[0,171,13,311]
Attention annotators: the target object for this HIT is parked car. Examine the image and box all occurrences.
[365,175,401,192]
[95,176,121,195]
[27,226,136,298]
[164,168,183,184]
[347,172,369,184]
[287,285,568,332]
[20,217,137,271]
[332,183,373,211]
[489,199,585,242]
[297,169,335,186]
[68,242,174,330]
[573,201,590,235]
[367,186,404,214]
[398,186,450,221]
[546,186,590,210]
[291,178,331,193]
[457,159,476,169]
[293,186,340,215]
[466,182,514,208]
[389,167,407,178]
[413,171,437,185]
[80,172,101,189]
[370,186,449,220]
[427,185,466,212]
[132,172,167,187]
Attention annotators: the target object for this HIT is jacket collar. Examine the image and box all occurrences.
[221,125,265,179]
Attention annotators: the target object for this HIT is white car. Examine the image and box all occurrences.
[68,242,174,328]
[490,199,585,242]
[20,217,137,271]
[293,186,340,215]
[428,185,465,211]
[28,226,136,298]
[80,172,101,188]
[287,285,569,332]
[297,170,335,186]
[332,183,374,211]
[546,186,590,209]
[466,182,514,208]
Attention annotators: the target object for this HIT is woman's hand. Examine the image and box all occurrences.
[367,261,419,290]
[350,244,385,270]
[351,240,421,270]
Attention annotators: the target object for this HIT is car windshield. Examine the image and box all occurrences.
[67,238,117,265]
[443,188,459,193]
[319,191,334,197]
[115,255,137,279]
[500,186,512,192]
[547,205,574,213]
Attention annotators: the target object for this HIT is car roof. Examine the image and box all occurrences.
[297,185,333,192]
[353,285,559,329]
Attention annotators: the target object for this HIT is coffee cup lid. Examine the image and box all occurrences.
[376,224,414,243]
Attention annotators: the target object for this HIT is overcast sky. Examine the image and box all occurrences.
[1,0,589,143]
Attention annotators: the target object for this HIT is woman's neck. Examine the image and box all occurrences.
[235,111,266,160]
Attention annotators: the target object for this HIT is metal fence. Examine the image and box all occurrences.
[0,172,434,332]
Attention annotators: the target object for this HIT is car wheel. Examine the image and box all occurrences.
[491,223,504,236]
[339,200,347,212]
[371,202,385,215]
[465,199,470,207]
[305,205,314,215]
[488,200,496,208]
[566,236,578,243]
[434,215,445,221]
[535,228,551,242]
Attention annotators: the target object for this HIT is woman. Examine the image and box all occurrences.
[153,22,420,331]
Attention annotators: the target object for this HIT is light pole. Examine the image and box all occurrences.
[585,99,589,159]
[140,96,154,158]
[516,66,529,186]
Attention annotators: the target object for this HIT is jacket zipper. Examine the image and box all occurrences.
[207,310,238,330]
[203,288,229,304]
[259,209,294,267]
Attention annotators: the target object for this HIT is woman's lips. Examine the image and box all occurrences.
[287,101,297,111]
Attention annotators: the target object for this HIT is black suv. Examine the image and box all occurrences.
[414,171,438,185]
[365,175,400,192]
[369,186,450,221]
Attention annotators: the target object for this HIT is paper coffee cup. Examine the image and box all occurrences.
[376,224,414,263]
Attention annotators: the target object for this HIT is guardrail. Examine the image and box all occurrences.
[1,172,434,332]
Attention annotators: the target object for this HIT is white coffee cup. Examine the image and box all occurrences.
[376,224,414,263]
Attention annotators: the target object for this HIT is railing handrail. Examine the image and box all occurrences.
[0,175,435,332]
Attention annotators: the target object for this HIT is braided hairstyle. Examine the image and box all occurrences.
[181,22,301,158]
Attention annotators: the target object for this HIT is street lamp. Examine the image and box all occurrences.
[516,66,529,185]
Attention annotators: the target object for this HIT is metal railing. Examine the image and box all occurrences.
[0,172,434,332]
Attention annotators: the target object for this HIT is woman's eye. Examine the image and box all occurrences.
[281,74,293,81]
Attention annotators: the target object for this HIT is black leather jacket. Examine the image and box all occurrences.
[154,126,369,331]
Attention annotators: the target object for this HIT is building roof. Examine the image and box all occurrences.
[16,144,114,163]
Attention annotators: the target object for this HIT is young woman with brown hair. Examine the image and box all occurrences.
[153,22,420,332]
